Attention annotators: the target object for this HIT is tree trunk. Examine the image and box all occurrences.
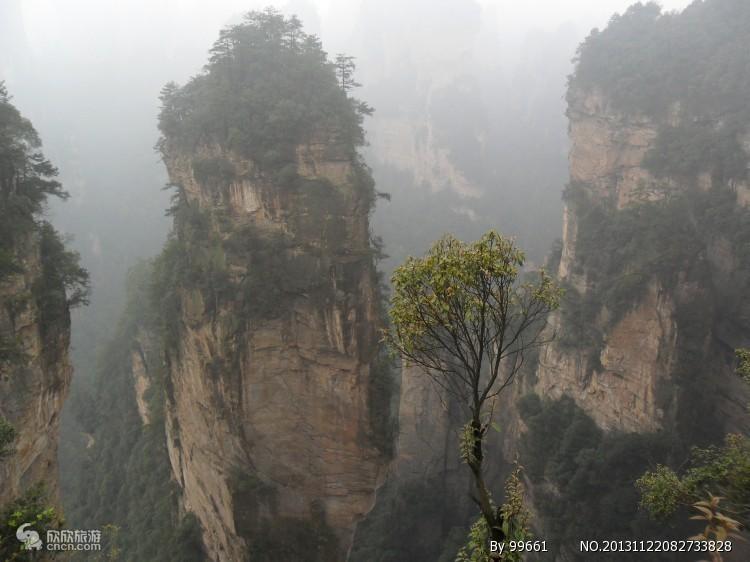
[469,420,505,545]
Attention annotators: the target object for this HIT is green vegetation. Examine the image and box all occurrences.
[572,0,750,119]
[64,261,204,561]
[0,484,62,561]
[153,7,383,362]
[65,11,391,561]
[571,1,750,184]
[638,434,750,528]
[637,349,750,531]
[230,467,338,562]
[0,82,88,558]
[0,81,89,346]
[455,464,533,562]
[35,222,90,331]
[565,181,700,320]
[0,83,68,243]
[158,8,371,179]
[519,394,679,560]
[737,348,750,385]
[230,468,339,560]
[0,335,26,367]
[559,179,750,388]
[387,231,560,544]
[0,417,15,459]
[243,515,338,562]
[561,6,750,544]
[366,346,398,457]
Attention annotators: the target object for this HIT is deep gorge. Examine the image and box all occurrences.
[2,1,750,561]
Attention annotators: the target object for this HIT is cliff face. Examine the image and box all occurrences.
[534,86,750,435]
[0,89,81,518]
[0,232,72,507]
[160,137,389,561]
[536,88,675,433]
[368,115,482,198]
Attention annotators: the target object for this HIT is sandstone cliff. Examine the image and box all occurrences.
[158,131,391,560]
[534,85,750,436]
[144,13,400,560]
[0,88,83,521]
[0,232,72,507]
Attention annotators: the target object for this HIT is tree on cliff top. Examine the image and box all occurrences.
[157,8,371,172]
[0,81,67,240]
[0,82,89,314]
[386,231,561,546]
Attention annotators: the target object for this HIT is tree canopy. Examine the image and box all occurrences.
[388,231,560,413]
[0,83,88,314]
[637,349,750,532]
[157,9,371,173]
[0,82,67,245]
[570,0,750,184]
[387,230,561,544]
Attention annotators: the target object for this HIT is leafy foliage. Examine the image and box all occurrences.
[455,464,533,562]
[153,7,383,366]
[454,516,493,562]
[350,476,470,562]
[0,82,68,245]
[0,82,88,345]
[638,350,750,529]
[366,346,398,457]
[0,484,62,561]
[158,8,370,176]
[687,495,743,543]
[548,1,750,554]
[736,348,750,385]
[388,230,560,544]
[0,417,15,459]
[519,394,679,560]
[35,222,90,324]
[560,179,750,394]
[388,231,561,409]
[566,181,703,321]
[0,335,26,368]
[572,0,750,120]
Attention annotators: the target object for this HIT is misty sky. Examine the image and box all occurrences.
[0,0,697,256]
[0,0,697,371]
[4,0,696,149]
[0,0,696,284]
[13,0,693,83]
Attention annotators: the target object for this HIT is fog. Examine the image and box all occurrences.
[1,0,690,289]
[0,0,691,370]
[3,1,726,558]
[0,0,693,414]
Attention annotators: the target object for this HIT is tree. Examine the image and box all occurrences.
[637,348,750,542]
[0,484,62,561]
[334,54,361,92]
[158,12,372,165]
[0,84,88,338]
[386,231,561,545]
[1,80,68,239]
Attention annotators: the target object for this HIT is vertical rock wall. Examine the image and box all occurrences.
[0,233,72,507]
[160,139,390,561]
[534,86,750,435]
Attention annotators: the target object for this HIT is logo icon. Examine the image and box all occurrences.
[16,523,43,550]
